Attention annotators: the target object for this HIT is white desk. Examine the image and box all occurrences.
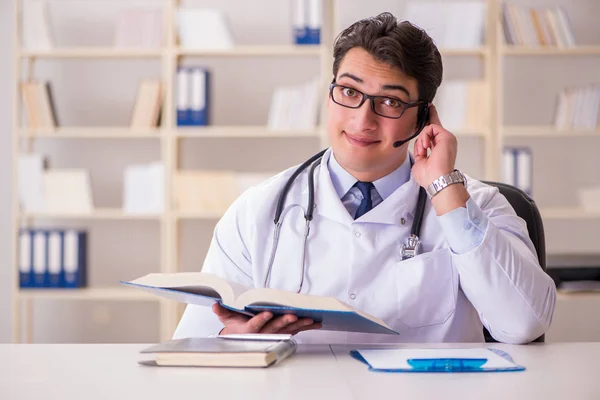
[2,342,599,400]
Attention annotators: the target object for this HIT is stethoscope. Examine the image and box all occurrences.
[263,150,428,293]
[264,104,431,293]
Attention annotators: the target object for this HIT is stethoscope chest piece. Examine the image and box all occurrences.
[400,234,421,260]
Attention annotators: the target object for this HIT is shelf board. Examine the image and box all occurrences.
[453,128,489,137]
[21,208,162,220]
[174,210,224,220]
[501,45,600,56]
[176,45,322,57]
[175,126,321,138]
[18,287,159,301]
[439,47,489,56]
[20,48,162,59]
[20,127,163,139]
[541,207,600,220]
[504,126,600,137]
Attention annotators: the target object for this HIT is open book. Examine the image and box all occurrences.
[122,272,398,335]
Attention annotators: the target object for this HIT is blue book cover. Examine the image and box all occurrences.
[121,272,398,335]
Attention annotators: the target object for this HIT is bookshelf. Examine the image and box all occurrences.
[12,0,334,344]
[11,0,600,344]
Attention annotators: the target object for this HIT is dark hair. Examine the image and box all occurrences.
[332,12,443,103]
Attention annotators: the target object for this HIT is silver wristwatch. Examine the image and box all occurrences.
[426,169,467,199]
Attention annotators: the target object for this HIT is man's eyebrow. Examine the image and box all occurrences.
[338,72,363,83]
[381,84,411,97]
[338,73,411,97]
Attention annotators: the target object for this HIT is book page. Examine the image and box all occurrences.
[125,272,251,305]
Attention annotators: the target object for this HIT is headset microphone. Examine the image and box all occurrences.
[393,104,430,148]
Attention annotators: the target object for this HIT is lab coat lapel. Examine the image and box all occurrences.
[308,150,355,225]
[308,149,423,226]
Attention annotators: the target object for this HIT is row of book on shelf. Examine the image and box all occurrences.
[22,70,322,131]
[23,0,323,52]
[555,85,600,130]
[19,228,87,288]
[18,153,276,215]
[501,3,575,47]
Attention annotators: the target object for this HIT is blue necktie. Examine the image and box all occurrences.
[354,181,374,219]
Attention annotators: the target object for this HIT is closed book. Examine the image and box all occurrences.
[139,337,296,367]
[122,272,398,335]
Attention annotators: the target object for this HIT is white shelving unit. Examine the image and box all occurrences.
[11,0,335,343]
[12,0,599,343]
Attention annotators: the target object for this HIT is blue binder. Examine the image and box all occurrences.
[62,230,87,288]
[18,229,33,288]
[46,230,63,288]
[176,67,191,126]
[350,348,526,373]
[189,67,209,126]
[32,230,48,288]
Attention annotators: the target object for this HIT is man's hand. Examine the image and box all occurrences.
[412,104,470,216]
[412,104,457,188]
[213,303,322,335]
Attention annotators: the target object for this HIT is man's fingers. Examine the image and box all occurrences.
[246,312,274,332]
[260,314,298,333]
[279,318,315,334]
[288,322,322,335]
[212,303,234,320]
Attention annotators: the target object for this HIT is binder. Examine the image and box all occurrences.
[350,348,526,373]
[32,230,48,288]
[306,0,321,45]
[292,0,308,44]
[47,230,63,288]
[504,147,533,196]
[19,229,33,288]
[63,230,87,288]
[176,67,191,126]
[190,67,209,126]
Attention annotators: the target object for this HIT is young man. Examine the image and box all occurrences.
[173,13,556,344]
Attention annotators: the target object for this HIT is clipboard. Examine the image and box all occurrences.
[350,348,526,373]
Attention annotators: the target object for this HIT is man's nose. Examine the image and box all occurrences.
[352,98,378,131]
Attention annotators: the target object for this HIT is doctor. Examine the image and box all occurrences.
[173,12,556,344]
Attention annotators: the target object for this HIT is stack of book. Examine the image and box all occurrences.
[502,4,575,47]
[404,1,487,49]
[554,85,600,130]
[434,80,488,133]
[267,78,320,131]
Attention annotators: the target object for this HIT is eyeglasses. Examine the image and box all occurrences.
[329,83,426,119]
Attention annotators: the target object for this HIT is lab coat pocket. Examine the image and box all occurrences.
[395,248,458,329]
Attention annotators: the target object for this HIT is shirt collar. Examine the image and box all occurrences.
[327,151,412,201]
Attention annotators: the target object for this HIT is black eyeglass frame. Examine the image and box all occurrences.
[328,82,427,119]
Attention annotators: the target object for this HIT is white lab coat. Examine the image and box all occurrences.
[174,149,556,344]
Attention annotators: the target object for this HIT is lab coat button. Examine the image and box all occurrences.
[400,218,406,225]
[350,293,357,300]
[354,231,361,238]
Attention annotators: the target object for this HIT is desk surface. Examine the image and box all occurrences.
[2,342,599,400]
